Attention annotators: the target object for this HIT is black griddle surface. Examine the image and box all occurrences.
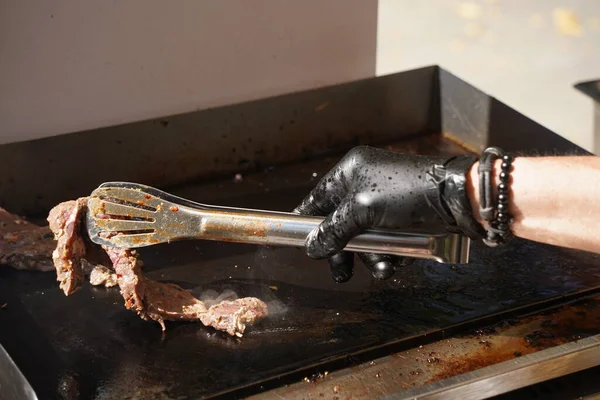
[2,136,600,399]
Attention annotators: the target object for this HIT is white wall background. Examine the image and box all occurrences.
[0,0,377,144]
[2,0,600,151]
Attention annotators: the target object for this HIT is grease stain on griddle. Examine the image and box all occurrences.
[428,296,600,383]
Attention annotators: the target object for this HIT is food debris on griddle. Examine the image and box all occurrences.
[0,207,55,272]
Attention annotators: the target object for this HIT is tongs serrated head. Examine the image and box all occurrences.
[86,182,200,248]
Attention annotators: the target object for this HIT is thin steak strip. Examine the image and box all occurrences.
[48,199,268,336]
[48,199,88,294]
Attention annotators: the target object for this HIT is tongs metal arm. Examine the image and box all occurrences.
[86,182,471,264]
[194,207,470,263]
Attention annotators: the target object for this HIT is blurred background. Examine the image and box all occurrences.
[377,0,600,153]
[1,0,599,151]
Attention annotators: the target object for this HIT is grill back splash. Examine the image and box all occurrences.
[0,66,584,216]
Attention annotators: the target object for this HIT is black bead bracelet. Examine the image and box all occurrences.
[478,147,514,247]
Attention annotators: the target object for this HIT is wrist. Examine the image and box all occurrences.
[467,158,522,231]
[425,156,486,239]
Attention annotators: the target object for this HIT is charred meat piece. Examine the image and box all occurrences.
[102,245,147,319]
[47,200,120,292]
[47,199,268,336]
[201,298,269,337]
[47,199,88,295]
[88,265,118,287]
[0,208,55,272]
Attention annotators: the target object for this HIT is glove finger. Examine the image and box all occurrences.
[357,253,414,280]
[305,197,361,259]
[293,170,347,216]
[357,253,396,280]
[328,252,355,283]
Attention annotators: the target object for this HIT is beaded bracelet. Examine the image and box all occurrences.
[478,147,514,247]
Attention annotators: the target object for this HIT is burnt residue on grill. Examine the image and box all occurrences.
[428,297,600,382]
[3,134,600,400]
[256,296,600,400]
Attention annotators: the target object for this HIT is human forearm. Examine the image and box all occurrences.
[467,156,600,253]
[296,146,600,283]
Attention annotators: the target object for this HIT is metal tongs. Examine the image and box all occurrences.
[85,182,471,263]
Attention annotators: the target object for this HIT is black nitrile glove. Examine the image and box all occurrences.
[293,146,484,283]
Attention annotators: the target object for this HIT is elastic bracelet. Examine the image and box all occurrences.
[478,147,514,247]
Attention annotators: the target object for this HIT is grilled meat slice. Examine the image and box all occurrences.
[200,298,269,337]
[48,199,268,335]
[48,199,88,295]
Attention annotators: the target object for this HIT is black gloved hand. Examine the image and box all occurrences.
[293,146,484,283]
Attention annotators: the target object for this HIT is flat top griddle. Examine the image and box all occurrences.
[2,135,600,400]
